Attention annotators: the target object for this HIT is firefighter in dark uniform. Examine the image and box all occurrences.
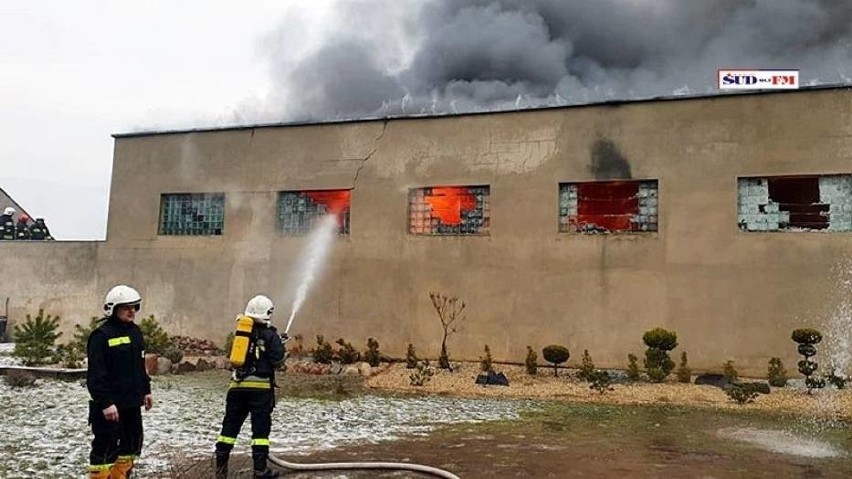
[0,207,15,240]
[215,295,285,478]
[14,212,31,240]
[86,285,153,479]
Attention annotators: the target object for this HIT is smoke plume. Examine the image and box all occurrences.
[262,0,852,121]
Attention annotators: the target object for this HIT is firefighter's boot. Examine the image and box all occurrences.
[88,465,111,479]
[215,453,229,479]
[109,456,134,479]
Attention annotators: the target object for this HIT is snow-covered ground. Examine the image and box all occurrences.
[0,371,530,478]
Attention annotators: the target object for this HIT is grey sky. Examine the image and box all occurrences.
[2,0,850,240]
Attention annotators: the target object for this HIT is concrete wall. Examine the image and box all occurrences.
[2,88,851,375]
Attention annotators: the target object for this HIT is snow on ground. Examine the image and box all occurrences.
[0,372,530,478]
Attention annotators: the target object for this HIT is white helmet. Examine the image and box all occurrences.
[244,295,274,322]
[3,207,14,216]
[104,285,142,317]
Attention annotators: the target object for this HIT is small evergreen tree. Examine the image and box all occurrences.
[722,360,738,383]
[12,309,61,366]
[588,370,614,394]
[409,359,435,386]
[627,353,641,381]
[676,351,692,383]
[524,346,538,376]
[364,337,381,367]
[335,338,360,364]
[139,315,173,355]
[479,345,494,373]
[767,357,788,387]
[405,343,419,369]
[577,349,595,382]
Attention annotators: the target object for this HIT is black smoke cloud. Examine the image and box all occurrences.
[263,0,852,121]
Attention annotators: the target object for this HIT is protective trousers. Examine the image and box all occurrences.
[88,402,143,478]
[215,388,275,477]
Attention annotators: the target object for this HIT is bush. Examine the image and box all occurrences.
[791,328,822,345]
[162,345,183,364]
[53,343,84,368]
[644,348,675,383]
[288,334,305,357]
[139,315,174,355]
[524,346,538,376]
[12,309,61,366]
[335,338,360,364]
[409,359,435,386]
[642,328,678,351]
[4,370,36,388]
[479,345,494,373]
[642,328,677,383]
[676,351,692,383]
[627,353,641,381]
[364,338,381,367]
[405,343,419,369]
[313,335,333,364]
[542,345,570,377]
[578,350,595,382]
[767,357,788,387]
[824,367,848,389]
[72,317,101,352]
[588,370,614,394]
[727,384,759,404]
[723,360,738,383]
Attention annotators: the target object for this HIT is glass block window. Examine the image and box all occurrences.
[559,180,658,233]
[278,189,351,235]
[409,186,490,235]
[158,193,225,236]
[738,175,852,232]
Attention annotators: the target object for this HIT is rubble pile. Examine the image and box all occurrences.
[172,335,222,356]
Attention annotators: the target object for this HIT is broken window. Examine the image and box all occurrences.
[159,193,225,236]
[409,186,490,235]
[737,175,852,232]
[559,180,659,233]
[278,190,351,235]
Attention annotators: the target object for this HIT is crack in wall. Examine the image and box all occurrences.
[352,120,388,188]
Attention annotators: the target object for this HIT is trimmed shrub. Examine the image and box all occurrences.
[727,384,759,404]
[578,350,595,382]
[335,338,360,364]
[723,360,738,383]
[676,351,692,383]
[791,329,822,345]
[642,327,677,383]
[479,345,494,373]
[767,357,788,387]
[405,343,419,369]
[313,335,334,364]
[542,345,570,377]
[4,370,36,388]
[364,337,381,367]
[12,309,61,366]
[409,359,435,386]
[627,353,641,381]
[588,370,614,394]
[524,346,538,376]
[53,343,84,368]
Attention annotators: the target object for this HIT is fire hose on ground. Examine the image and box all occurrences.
[267,316,462,479]
[268,453,461,478]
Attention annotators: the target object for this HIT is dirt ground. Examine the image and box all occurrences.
[180,363,852,478]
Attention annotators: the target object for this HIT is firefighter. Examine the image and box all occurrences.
[86,285,154,479]
[15,212,31,240]
[215,295,286,479]
[0,207,14,240]
[30,217,51,240]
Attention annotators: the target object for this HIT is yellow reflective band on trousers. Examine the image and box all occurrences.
[251,438,270,446]
[217,435,237,445]
[108,336,131,347]
[229,380,271,389]
[88,464,112,471]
